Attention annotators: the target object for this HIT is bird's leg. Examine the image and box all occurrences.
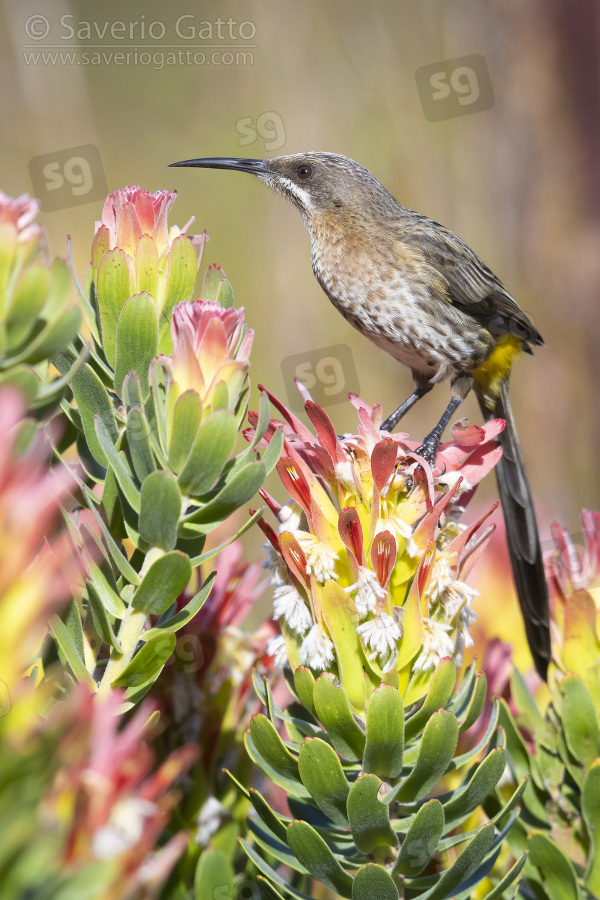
[380,379,432,432]
[416,374,472,466]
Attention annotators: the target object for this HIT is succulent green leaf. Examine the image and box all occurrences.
[404,656,456,743]
[68,361,118,467]
[96,248,134,367]
[189,507,263,565]
[135,233,159,297]
[5,264,49,345]
[194,847,234,900]
[49,614,95,688]
[94,415,140,512]
[130,550,191,616]
[286,821,354,898]
[5,307,81,367]
[583,760,600,894]
[419,822,495,900]
[202,263,231,304]
[177,410,238,497]
[498,698,548,824]
[393,798,444,877]
[388,709,458,803]
[239,839,314,900]
[114,292,158,397]
[139,471,182,551]
[561,674,600,767]
[313,672,366,761]
[182,460,265,529]
[159,235,199,352]
[168,390,203,474]
[83,530,127,617]
[112,632,176,704]
[363,683,404,779]
[82,486,140,584]
[443,748,506,822]
[479,852,528,899]
[61,599,85,662]
[294,667,316,717]
[126,406,155,482]
[352,864,399,900]
[510,667,546,740]
[141,571,215,640]
[244,731,309,800]
[86,582,122,652]
[321,579,365,709]
[261,425,284,476]
[459,671,487,733]
[298,737,350,826]
[347,773,398,854]
[527,830,582,900]
[250,714,300,782]
[248,788,289,844]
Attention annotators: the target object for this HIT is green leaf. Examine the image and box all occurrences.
[86,582,122,652]
[94,415,140,513]
[250,715,300,782]
[313,672,366,762]
[5,265,49,344]
[239,839,314,900]
[347,773,398,854]
[419,823,495,900]
[297,737,350,827]
[135,233,159,297]
[261,425,284,476]
[83,528,127,617]
[139,471,182,551]
[49,615,95,688]
[527,830,582,900]
[114,292,158,397]
[189,508,263,565]
[61,600,85,663]
[388,709,458,803]
[404,656,456,743]
[194,847,234,900]
[352,865,399,900]
[459,671,487,733]
[248,787,289,845]
[168,390,203,474]
[5,307,81,367]
[561,674,600,767]
[498,698,548,824]
[294,667,316,717]
[96,248,133,367]
[82,486,140,585]
[583,761,600,895]
[363,683,404,779]
[182,461,265,529]
[126,406,155,483]
[244,731,310,800]
[393,799,444,877]
[159,235,199,352]
[479,852,528,900]
[69,361,118,467]
[286,821,354,898]
[131,551,191,616]
[112,632,176,702]
[510,667,546,740]
[178,410,238,497]
[442,748,506,822]
[141,571,215,639]
[321,579,365,710]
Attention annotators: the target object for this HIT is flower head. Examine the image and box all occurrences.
[168,299,253,414]
[96,186,175,257]
[357,612,403,673]
[300,624,335,670]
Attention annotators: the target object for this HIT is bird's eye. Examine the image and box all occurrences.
[297,164,312,180]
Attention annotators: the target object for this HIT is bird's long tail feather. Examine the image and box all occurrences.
[477,380,551,680]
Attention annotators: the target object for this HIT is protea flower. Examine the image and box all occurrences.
[90,186,207,363]
[251,389,503,707]
[166,299,254,415]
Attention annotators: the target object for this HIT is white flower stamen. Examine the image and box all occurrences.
[266,634,288,667]
[295,533,338,584]
[347,566,387,620]
[413,618,455,672]
[357,612,402,673]
[426,557,454,602]
[272,584,313,634]
[300,624,335,670]
[262,543,288,587]
[278,501,303,534]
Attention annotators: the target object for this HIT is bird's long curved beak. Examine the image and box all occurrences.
[169,157,267,175]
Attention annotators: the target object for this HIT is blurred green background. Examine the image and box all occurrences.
[2,0,599,587]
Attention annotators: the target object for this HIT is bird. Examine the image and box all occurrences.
[169,151,551,681]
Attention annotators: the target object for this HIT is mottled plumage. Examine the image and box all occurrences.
[170,151,551,680]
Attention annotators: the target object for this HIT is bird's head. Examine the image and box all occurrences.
[169,152,400,226]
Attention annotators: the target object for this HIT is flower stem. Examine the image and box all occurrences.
[97,604,147,698]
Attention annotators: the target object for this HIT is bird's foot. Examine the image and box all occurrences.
[415,434,440,468]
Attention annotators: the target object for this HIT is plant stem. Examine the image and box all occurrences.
[96,604,147,697]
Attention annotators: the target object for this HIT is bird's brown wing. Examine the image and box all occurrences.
[396,218,543,347]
